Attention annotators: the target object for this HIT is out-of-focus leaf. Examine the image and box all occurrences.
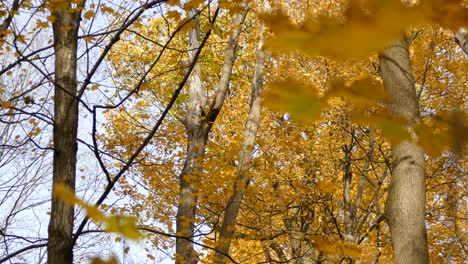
[449,111,468,153]
[417,111,467,156]
[341,242,362,258]
[106,215,141,240]
[313,236,338,254]
[91,256,118,264]
[184,0,204,10]
[326,78,387,107]
[416,123,448,157]
[315,181,336,194]
[422,0,468,30]
[84,10,95,20]
[54,183,142,240]
[265,79,322,122]
[263,0,466,57]
[0,100,14,109]
[350,108,410,144]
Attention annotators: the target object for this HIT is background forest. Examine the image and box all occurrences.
[0,0,466,263]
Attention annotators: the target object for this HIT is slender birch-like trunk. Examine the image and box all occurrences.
[175,6,248,263]
[379,36,429,264]
[175,10,206,263]
[214,31,265,263]
[47,4,81,264]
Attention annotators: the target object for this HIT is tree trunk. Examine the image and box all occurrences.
[47,5,80,264]
[175,7,248,263]
[454,27,467,56]
[175,10,206,264]
[379,36,429,264]
[215,31,264,263]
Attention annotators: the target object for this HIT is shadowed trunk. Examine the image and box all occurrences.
[379,36,429,264]
[47,4,81,264]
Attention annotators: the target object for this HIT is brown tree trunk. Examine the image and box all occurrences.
[47,5,81,264]
[175,6,248,264]
[379,36,429,264]
[214,31,264,263]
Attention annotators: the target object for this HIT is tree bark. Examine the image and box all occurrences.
[47,5,81,264]
[175,6,248,264]
[0,0,20,41]
[379,36,429,264]
[175,10,206,264]
[214,30,264,263]
[454,27,468,56]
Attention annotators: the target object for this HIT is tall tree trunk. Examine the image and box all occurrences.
[175,10,206,264]
[175,6,248,264]
[214,31,264,263]
[341,128,354,241]
[379,36,429,264]
[47,5,81,264]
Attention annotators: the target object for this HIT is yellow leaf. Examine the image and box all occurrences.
[341,242,362,258]
[184,0,204,10]
[16,35,27,44]
[0,101,14,109]
[90,83,100,90]
[84,10,95,20]
[166,0,180,7]
[326,78,387,108]
[90,256,118,264]
[84,36,94,43]
[166,10,181,21]
[219,0,246,14]
[315,181,336,194]
[416,123,448,157]
[265,79,322,123]
[422,0,468,30]
[106,215,141,240]
[263,0,429,57]
[0,30,13,36]
[47,15,56,23]
[416,111,467,156]
[350,108,410,144]
[101,6,114,14]
[313,236,337,254]
[36,21,49,28]
[54,183,141,240]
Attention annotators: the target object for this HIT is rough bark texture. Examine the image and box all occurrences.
[47,6,80,264]
[214,31,264,263]
[454,27,468,56]
[379,36,429,264]
[342,131,354,241]
[175,10,206,264]
[175,7,248,264]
